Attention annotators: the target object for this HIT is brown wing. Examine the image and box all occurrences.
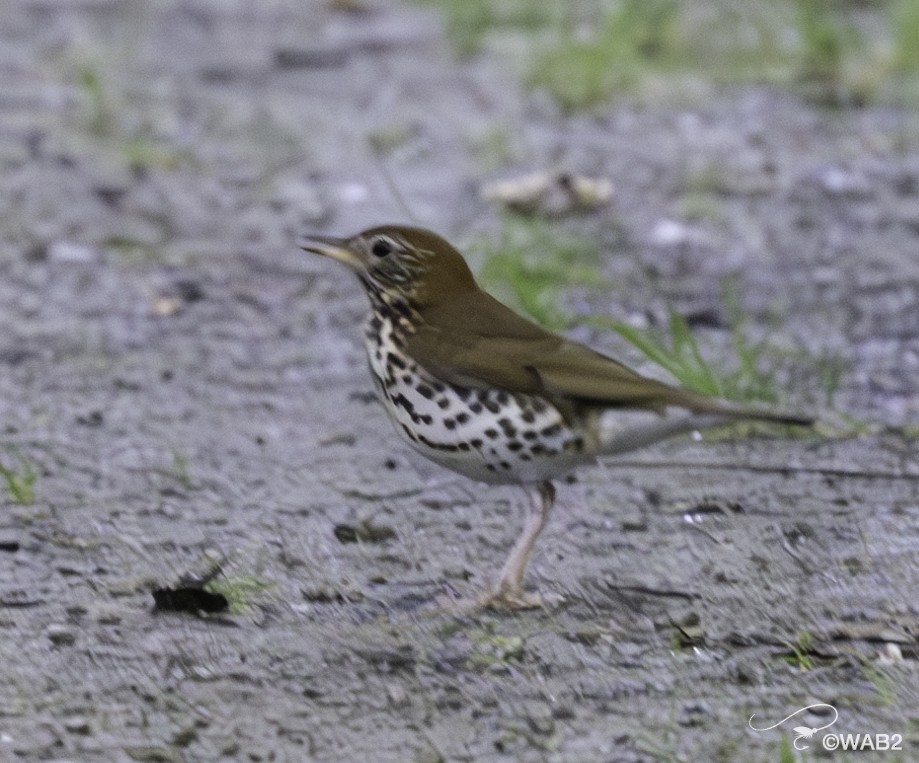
[408,288,708,412]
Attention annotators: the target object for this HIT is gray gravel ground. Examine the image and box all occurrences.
[1,2,918,761]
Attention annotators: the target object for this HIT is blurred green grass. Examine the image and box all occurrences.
[417,0,919,110]
[474,214,602,330]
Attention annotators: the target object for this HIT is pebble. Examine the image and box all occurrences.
[46,241,98,264]
[678,700,711,727]
[45,624,76,646]
[413,748,445,763]
[815,166,874,199]
[650,218,693,247]
[386,682,409,708]
[524,701,555,735]
[877,643,903,664]
[63,716,90,735]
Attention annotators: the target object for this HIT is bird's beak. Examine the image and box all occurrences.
[299,235,362,270]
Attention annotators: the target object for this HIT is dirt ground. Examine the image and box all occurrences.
[1,2,918,761]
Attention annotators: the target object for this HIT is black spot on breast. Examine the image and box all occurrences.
[388,354,407,370]
[497,417,516,436]
[541,423,562,437]
[470,438,483,448]
[495,391,509,405]
[457,442,470,451]
[437,398,449,410]
[532,399,549,414]
[507,441,523,452]
[483,399,501,414]
[469,402,483,414]
[500,461,511,470]
[521,410,536,424]
[443,419,456,430]
[369,315,382,331]
[455,412,470,425]
[416,384,434,399]
[432,382,446,393]
[484,429,499,440]
[392,393,415,416]
[455,388,471,401]
[486,464,497,472]
[522,430,538,441]
[419,414,433,426]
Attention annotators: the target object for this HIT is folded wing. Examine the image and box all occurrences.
[408,289,705,412]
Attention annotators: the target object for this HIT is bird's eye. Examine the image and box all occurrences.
[371,237,394,258]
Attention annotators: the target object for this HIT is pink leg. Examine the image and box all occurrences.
[486,481,556,609]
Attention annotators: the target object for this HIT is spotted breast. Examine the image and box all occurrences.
[364,310,589,485]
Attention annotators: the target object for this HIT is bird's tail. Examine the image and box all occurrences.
[596,403,813,458]
[692,398,815,427]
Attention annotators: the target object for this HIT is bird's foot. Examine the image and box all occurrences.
[479,585,563,611]
[480,587,543,610]
[433,586,562,613]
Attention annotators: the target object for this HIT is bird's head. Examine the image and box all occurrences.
[300,225,477,310]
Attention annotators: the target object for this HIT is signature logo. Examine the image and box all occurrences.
[749,703,839,750]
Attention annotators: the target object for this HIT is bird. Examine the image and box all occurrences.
[301,225,813,609]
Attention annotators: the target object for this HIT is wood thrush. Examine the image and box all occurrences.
[301,225,812,609]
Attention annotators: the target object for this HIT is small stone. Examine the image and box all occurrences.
[877,643,903,665]
[45,624,76,646]
[150,296,185,317]
[94,606,123,625]
[524,701,555,735]
[218,738,240,756]
[413,747,445,763]
[650,218,692,247]
[63,716,91,735]
[678,701,711,727]
[337,182,369,205]
[124,746,182,763]
[171,726,197,747]
[333,520,396,544]
[47,241,98,263]
[386,682,409,708]
[814,166,873,199]
[441,565,472,581]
